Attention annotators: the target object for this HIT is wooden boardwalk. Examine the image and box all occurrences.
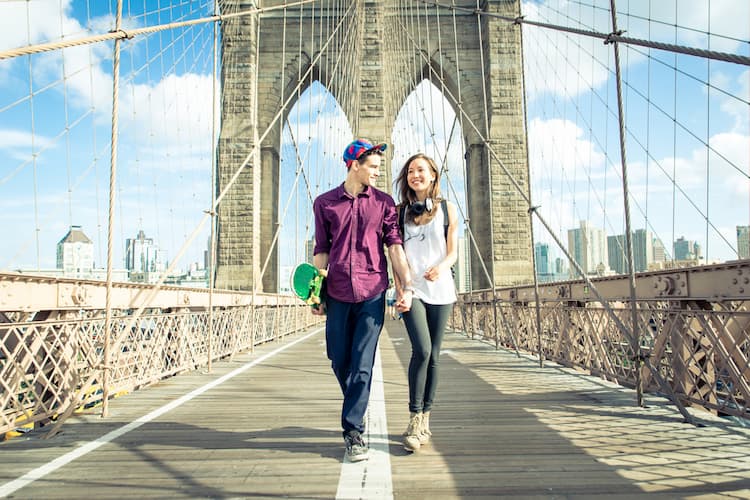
[2,320,750,499]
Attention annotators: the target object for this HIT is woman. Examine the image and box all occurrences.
[394,153,458,452]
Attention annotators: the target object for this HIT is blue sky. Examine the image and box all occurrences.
[0,0,747,280]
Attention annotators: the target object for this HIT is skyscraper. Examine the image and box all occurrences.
[56,225,94,278]
[568,220,608,277]
[607,234,626,274]
[125,230,165,282]
[737,226,750,259]
[633,229,653,272]
[674,236,699,261]
[534,242,550,276]
[652,237,667,263]
[607,230,653,274]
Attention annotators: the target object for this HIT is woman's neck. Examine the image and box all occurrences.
[413,190,429,201]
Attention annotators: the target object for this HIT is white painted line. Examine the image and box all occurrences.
[336,346,394,500]
[0,328,324,498]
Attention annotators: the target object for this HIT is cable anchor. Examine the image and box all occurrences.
[604,30,625,45]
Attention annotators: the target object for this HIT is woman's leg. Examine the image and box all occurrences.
[401,299,431,413]
[422,303,452,413]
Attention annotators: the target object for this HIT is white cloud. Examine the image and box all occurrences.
[0,0,78,52]
[0,128,54,152]
[120,72,215,151]
[528,117,606,177]
[718,69,749,134]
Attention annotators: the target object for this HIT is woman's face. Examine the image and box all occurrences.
[406,157,436,194]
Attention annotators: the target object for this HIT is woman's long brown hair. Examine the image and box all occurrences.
[395,153,442,225]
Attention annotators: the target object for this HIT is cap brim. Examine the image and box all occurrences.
[363,143,387,154]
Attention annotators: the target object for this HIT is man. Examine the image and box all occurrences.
[312,138,414,462]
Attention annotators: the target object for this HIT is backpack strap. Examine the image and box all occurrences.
[398,204,406,239]
[441,199,449,241]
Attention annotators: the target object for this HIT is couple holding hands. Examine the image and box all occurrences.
[311,138,457,462]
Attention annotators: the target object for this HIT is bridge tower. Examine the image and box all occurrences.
[215,0,532,291]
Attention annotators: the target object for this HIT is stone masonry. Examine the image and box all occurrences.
[216,0,532,291]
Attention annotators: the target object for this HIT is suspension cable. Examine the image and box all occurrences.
[415,0,750,67]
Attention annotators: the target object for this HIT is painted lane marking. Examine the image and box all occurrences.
[336,346,393,499]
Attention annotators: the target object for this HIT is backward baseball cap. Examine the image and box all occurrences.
[342,138,387,168]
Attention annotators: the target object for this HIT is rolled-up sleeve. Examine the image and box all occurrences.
[382,200,403,247]
[313,197,330,255]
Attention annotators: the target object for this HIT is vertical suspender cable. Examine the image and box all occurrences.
[705,0,711,261]
[26,3,41,271]
[607,0,642,407]
[207,0,219,372]
[103,0,124,418]
[518,13,545,367]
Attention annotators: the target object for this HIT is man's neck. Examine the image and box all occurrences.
[344,178,366,197]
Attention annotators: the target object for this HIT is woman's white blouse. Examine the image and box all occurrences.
[403,205,457,305]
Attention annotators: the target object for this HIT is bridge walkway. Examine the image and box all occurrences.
[2,319,750,499]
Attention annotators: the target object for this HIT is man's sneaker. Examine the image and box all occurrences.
[344,431,369,462]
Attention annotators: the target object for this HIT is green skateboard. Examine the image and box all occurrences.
[291,262,326,311]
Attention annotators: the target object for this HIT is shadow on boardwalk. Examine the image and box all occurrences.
[384,320,750,498]
[1,322,749,498]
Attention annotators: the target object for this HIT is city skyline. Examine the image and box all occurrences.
[535,220,747,281]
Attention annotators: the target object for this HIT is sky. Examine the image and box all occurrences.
[0,0,747,281]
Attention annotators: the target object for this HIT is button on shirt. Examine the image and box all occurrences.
[313,184,402,303]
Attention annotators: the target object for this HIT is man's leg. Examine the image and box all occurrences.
[325,297,353,394]
[341,293,384,434]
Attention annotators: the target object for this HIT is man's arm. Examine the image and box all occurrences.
[313,252,329,275]
[310,252,329,316]
[388,244,414,311]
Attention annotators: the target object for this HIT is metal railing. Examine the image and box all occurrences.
[451,262,750,422]
[0,273,322,436]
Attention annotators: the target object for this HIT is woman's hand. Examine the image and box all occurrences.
[395,289,413,312]
[423,264,443,281]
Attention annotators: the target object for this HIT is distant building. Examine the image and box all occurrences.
[607,234,626,274]
[279,265,293,294]
[633,229,652,272]
[673,236,700,261]
[56,225,94,278]
[204,236,212,270]
[554,257,566,276]
[737,226,750,259]
[305,239,315,264]
[164,263,208,288]
[534,242,550,276]
[568,220,608,277]
[652,237,667,263]
[606,229,652,274]
[125,230,166,283]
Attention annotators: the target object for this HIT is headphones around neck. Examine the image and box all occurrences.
[409,198,433,215]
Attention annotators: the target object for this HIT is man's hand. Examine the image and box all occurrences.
[311,303,326,316]
[395,289,413,313]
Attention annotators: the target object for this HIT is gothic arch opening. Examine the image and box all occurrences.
[276,80,352,293]
[391,79,472,293]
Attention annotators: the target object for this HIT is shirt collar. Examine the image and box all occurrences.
[337,182,371,199]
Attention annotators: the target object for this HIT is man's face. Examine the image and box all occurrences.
[352,154,382,186]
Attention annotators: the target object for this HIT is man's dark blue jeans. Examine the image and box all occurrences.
[325,292,385,435]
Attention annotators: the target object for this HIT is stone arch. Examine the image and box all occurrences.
[215,0,533,292]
